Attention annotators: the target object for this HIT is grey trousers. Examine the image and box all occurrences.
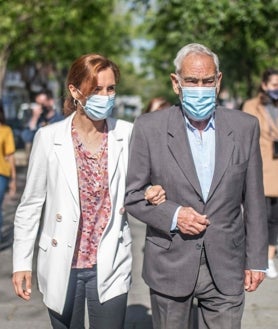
[150,250,245,329]
[48,266,127,329]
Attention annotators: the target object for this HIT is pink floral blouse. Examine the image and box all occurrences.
[71,124,111,268]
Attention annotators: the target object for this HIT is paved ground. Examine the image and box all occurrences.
[0,152,277,328]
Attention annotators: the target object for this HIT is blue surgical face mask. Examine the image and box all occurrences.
[267,89,278,101]
[180,86,216,121]
[77,92,115,121]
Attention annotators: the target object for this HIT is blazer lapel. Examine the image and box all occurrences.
[54,113,79,206]
[107,118,123,186]
[167,106,203,198]
[207,109,234,201]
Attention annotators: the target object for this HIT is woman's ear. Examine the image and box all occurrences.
[68,84,80,99]
[261,82,267,92]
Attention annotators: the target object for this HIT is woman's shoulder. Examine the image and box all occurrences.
[107,117,133,131]
[0,124,13,134]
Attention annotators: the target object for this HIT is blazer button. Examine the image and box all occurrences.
[195,243,202,250]
[52,239,58,247]
[56,213,62,222]
[119,207,125,215]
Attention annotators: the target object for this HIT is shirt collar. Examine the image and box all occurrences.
[184,113,215,132]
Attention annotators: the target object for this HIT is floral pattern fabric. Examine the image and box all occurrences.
[71,124,111,268]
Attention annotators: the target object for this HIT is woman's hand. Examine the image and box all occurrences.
[145,185,166,205]
[12,271,32,301]
[8,179,16,197]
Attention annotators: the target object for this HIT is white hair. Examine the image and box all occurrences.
[173,43,220,75]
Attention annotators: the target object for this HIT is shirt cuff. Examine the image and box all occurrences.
[171,206,181,231]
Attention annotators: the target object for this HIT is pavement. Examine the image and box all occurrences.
[0,150,277,328]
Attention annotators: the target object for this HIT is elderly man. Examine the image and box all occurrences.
[125,43,268,329]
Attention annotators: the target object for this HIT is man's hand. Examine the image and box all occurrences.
[12,271,32,301]
[145,185,166,205]
[177,207,210,235]
[244,270,265,292]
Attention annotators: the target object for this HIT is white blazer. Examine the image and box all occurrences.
[13,112,133,314]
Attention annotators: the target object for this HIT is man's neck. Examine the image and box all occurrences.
[189,118,211,131]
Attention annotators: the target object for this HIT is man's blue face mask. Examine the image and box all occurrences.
[180,86,216,121]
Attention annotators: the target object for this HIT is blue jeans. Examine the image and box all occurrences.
[48,266,127,329]
[0,175,9,238]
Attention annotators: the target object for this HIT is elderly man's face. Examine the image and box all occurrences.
[171,53,222,95]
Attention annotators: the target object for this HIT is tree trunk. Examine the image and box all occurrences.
[0,46,10,98]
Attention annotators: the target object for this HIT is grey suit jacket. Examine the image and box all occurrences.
[125,104,268,297]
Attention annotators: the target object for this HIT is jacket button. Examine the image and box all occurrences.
[56,213,62,222]
[119,207,125,215]
[52,239,58,247]
[195,243,202,250]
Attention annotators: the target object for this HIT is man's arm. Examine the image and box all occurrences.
[125,117,210,236]
[243,118,268,285]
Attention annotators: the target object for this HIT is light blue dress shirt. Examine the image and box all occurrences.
[171,115,215,230]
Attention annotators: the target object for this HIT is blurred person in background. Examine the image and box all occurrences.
[243,68,278,279]
[21,89,64,159]
[12,53,165,329]
[0,102,16,243]
[144,97,171,113]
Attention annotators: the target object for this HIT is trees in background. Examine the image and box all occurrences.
[1,0,278,112]
[131,0,278,104]
[0,0,132,99]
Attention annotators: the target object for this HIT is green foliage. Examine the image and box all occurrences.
[1,0,132,63]
[131,0,278,100]
[0,0,133,97]
[2,0,278,108]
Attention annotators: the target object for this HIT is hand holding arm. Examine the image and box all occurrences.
[177,206,210,235]
[144,185,166,205]
[12,271,32,301]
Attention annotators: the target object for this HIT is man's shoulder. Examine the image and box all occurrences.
[217,106,259,133]
[48,112,64,124]
[218,106,257,121]
[136,105,179,125]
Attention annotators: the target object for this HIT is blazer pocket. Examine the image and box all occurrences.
[38,232,52,252]
[227,160,248,175]
[232,234,245,248]
[146,236,172,250]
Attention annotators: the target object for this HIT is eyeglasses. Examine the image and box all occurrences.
[178,74,217,87]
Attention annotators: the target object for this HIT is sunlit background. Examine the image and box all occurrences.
[1,0,277,130]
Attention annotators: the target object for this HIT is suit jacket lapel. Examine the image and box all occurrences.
[54,113,79,206]
[167,106,203,198]
[207,109,234,201]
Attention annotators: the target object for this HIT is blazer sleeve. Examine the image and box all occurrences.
[125,117,180,235]
[13,128,48,272]
[243,119,268,270]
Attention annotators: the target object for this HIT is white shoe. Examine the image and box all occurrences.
[266,259,278,279]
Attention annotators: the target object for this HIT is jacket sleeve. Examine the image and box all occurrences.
[243,119,268,270]
[13,128,49,272]
[125,117,180,235]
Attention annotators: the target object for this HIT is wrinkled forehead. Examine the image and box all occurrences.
[180,53,217,77]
